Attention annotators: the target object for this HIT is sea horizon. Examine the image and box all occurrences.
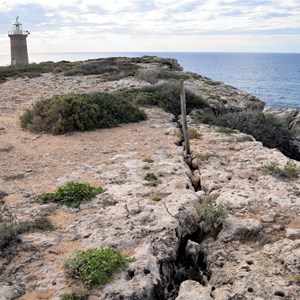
[0,51,299,110]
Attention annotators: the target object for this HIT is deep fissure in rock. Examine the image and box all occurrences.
[158,231,211,300]
[153,124,211,299]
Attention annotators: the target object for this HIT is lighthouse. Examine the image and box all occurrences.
[8,17,29,65]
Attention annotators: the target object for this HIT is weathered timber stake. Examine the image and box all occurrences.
[180,80,190,156]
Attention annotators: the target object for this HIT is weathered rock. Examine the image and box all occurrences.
[0,282,24,300]
[1,57,300,300]
[218,216,263,242]
[285,228,300,239]
[176,280,214,300]
[265,108,300,160]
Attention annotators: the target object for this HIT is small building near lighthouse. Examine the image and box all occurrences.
[8,17,29,65]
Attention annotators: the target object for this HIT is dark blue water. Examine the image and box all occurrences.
[169,52,300,110]
[0,52,299,109]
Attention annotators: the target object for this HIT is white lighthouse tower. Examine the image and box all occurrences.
[8,17,29,65]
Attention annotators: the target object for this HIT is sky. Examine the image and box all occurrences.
[0,0,300,53]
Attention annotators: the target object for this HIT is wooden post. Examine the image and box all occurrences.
[180,80,190,156]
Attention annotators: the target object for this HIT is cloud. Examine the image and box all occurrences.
[0,0,299,53]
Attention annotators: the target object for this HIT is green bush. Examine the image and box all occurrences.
[115,82,207,118]
[195,112,293,157]
[20,92,147,135]
[0,62,72,82]
[36,182,104,208]
[64,58,139,78]
[196,195,228,235]
[64,247,129,288]
[216,127,235,134]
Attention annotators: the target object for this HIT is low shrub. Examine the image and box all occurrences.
[216,127,235,134]
[115,82,207,118]
[135,68,190,84]
[196,195,228,235]
[64,58,139,78]
[195,111,293,157]
[17,216,55,234]
[36,182,104,208]
[64,247,129,288]
[262,161,300,179]
[60,290,88,300]
[135,69,160,84]
[0,61,74,82]
[144,173,160,186]
[188,128,202,139]
[20,92,147,135]
[175,128,201,140]
[151,195,162,201]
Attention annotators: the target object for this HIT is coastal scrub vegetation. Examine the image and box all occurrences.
[64,58,139,79]
[36,182,104,208]
[144,173,160,187]
[20,92,147,135]
[261,161,300,179]
[135,68,190,84]
[64,247,129,288]
[196,195,228,235]
[114,82,208,118]
[195,111,293,158]
[0,56,182,83]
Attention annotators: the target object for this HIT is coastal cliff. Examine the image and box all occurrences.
[0,57,299,300]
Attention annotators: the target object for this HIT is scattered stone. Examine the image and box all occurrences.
[0,282,24,300]
[285,228,300,239]
[218,216,263,242]
[261,214,275,223]
[0,190,8,199]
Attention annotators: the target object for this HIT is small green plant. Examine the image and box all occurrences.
[151,195,162,201]
[195,115,214,124]
[283,161,300,178]
[292,273,300,283]
[261,162,281,176]
[60,290,88,300]
[216,127,235,134]
[142,158,154,163]
[144,173,160,187]
[196,195,228,235]
[64,247,129,288]
[37,182,104,208]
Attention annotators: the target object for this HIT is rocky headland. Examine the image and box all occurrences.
[0,57,299,300]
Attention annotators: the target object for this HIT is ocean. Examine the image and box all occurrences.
[0,52,299,110]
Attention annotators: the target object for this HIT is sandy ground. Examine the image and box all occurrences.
[0,74,178,298]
